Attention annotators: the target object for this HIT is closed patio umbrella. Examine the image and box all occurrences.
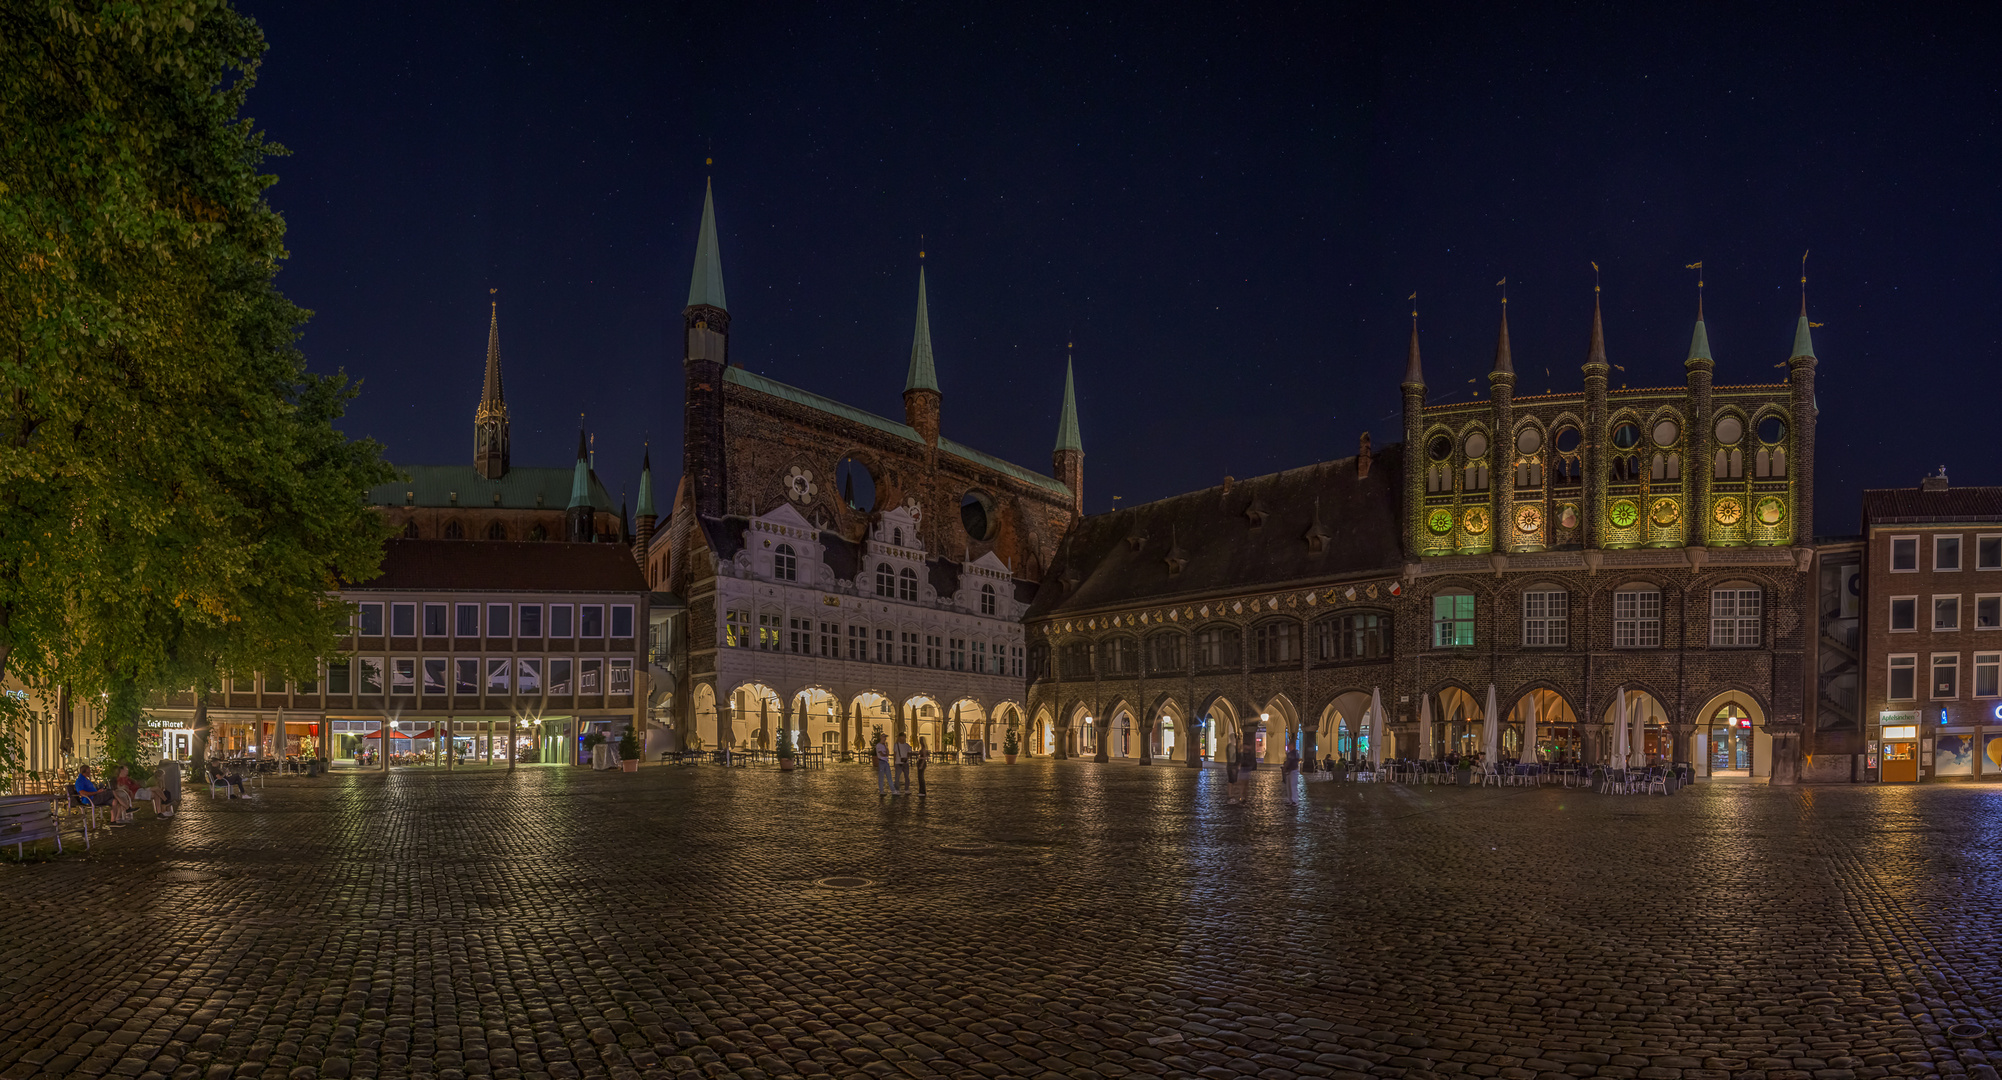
[1632,692,1648,768]
[1367,687,1385,766]
[1522,693,1539,763]
[1610,685,1629,768]
[1419,693,1434,760]
[1482,684,1500,765]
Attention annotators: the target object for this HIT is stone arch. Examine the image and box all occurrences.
[1502,682,1582,763]
[1599,684,1676,766]
[1432,682,1485,759]
[1032,704,1056,757]
[1068,700,1098,758]
[1202,694,1243,763]
[945,697,987,756]
[789,686,843,756]
[1096,695,1135,762]
[1254,693,1302,764]
[1693,687,1771,778]
[1317,689,1376,761]
[724,682,783,750]
[849,691,896,752]
[691,682,718,753]
[905,695,945,752]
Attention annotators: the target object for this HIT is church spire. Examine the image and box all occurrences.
[1053,355,1082,453]
[636,445,656,519]
[1492,303,1514,375]
[1402,295,1424,387]
[1584,288,1608,369]
[905,265,939,393]
[1052,352,1084,522]
[686,177,727,312]
[567,417,595,542]
[474,293,511,480]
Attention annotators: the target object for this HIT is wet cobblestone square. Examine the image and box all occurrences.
[4,762,2000,1080]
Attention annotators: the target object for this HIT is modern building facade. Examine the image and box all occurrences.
[1027,291,1822,782]
[1855,473,2002,782]
[652,181,1077,755]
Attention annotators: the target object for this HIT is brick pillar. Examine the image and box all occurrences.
[1685,355,1713,547]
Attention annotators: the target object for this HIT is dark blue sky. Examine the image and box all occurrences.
[244,2,2001,536]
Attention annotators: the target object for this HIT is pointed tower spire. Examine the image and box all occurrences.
[905,265,939,393]
[632,445,658,574]
[1492,304,1514,375]
[636,445,656,519]
[1054,355,1083,453]
[568,418,591,508]
[1402,293,1424,386]
[686,178,727,312]
[1687,317,1714,363]
[474,292,511,479]
[1585,289,1608,368]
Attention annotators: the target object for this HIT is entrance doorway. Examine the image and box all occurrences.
[1710,703,1755,774]
[1881,721,1919,782]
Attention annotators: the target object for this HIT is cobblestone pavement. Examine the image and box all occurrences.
[5,762,2002,1080]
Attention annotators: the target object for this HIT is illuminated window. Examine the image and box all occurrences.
[1433,591,1475,648]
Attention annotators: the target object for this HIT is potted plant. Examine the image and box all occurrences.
[1002,729,1020,764]
[776,726,796,772]
[1455,758,1473,787]
[618,726,641,772]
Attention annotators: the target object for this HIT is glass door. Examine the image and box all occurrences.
[1710,704,1753,773]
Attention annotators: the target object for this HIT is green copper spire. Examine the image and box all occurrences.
[686,179,727,311]
[1687,317,1713,363]
[905,266,939,392]
[568,419,592,509]
[1053,356,1082,453]
[1790,314,1816,360]
[635,445,656,517]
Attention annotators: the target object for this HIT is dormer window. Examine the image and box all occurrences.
[892,527,904,546]
[898,567,918,602]
[981,583,997,616]
[875,563,894,598]
[773,543,797,582]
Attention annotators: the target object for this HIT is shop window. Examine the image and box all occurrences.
[423,603,448,636]
[898,567,919,602]
[1933,653,1960,699]
[391,603,416,637]
[1980,535,2002,570]
[1935,595,1961,632]
[518,605,543,637]
[1979,595,2001,629]
[773,543,797,581]
[1710,588,1762,647]
[1889,597,1917,632]
[1614,588,1662,648]
[1888,655,1916,701]
[358,603,384,636]
[1890,536,1918,572]
[1977,653,2001,698]
[1433,591,1475,648]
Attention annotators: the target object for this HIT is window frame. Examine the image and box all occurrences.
[1889,535,1919,573]
[1932,652,1961,700]
[1147,632,1187,674]
[875,563,894,598]
[1613,588,1663,649]
[1432,591,1476,648]
[518,604,543,638]
[486,603,511,638]
[1887,654,1916,701]
[1888,595,1918,633]
[1977,652,2001,699]
[1252,620,1301,666]
[773,543,797,582]
[549,604,574,638]
[422,602,448,637]
[422,657,448,696]
[1979,535,2002,571]
[1709,587,1763,648]
[487,658,510,695]
[1936,534,1964,573]
[980,583,997,616]
[611,604,634,638]
[1979,594,2002,631]
[359,657,384,695]
[1521,589,1568,648]
[454,657,479,696]
[391,602,416,637]
[898,567,919,602]
[455,603,480,638]
[579,604,605,638]
[548,658,573,696]
[1934,594,1962,632]
[358,602,385,636]
[390,658,414,696]
[609,658,633,695]
[516,658,541,694]
[328,659,353,695]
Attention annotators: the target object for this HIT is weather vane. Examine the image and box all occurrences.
[1496,276,1507,305]
[1684,261,1703,317]
[1590,261,1600,294]
[1408,291,1417,328]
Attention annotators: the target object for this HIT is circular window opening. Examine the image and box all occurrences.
[1553,427,1582,454]
[1714,416,1743,445]
[1516,428,1542,456]
[1651,419,1680,447]
[960,489,998,542]
[1427,435,1453,461]
[1611,423,1641,450]
[1463,431,1489,458]
[836,457,877,511]
[1757,415,1788,444]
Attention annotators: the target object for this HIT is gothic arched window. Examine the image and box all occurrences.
[528,523,548,542]
[443,520,465,540]
[402,520,419,538]
[487,521,507,540]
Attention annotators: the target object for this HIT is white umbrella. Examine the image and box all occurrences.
[1482,684,1500,766]
[1367,687,1385,766]
[1632,692,1649,767]
[1522,692,1539,763]
[1419,693,1434,761]
[1610,685,1629,768]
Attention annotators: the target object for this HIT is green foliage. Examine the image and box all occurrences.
[582,731,607,750]
[617,725,639,759]
[774,725,793,758]
[1002,729,1020,755]
[0,2,394,727]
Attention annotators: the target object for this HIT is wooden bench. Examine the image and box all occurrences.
[0,794,78,856]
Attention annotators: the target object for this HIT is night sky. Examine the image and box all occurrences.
[241,3,2002,538]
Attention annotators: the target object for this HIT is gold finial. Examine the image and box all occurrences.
[1590,260,1600,294]
[1408,291,1417,327]
[1800,248,1810,315]
[1496,276,1507,304]
[705,156,713,166]
[1684,261,1703,317]
[919,233,925,260]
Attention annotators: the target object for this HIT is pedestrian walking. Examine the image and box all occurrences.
[1238,742,1257,802]
[1224,751,1241,804]
[1283,744,1301,805]
[915,739,930,797]
[894,732,913,794]
[873,734,894,795]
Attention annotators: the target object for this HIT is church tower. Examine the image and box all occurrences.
[567,418,595,542]
[474,296,510,480]
[902,264,942,446]
[1052,355,1084,521]
[683,177,730,520]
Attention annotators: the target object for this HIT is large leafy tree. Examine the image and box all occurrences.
[0,0,394,768]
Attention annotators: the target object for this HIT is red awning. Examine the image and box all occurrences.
[362,730,414,740]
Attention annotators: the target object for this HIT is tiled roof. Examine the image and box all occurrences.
[349,539,649,593]
[1861,486,2002,524]
[371,465,617,513]
[1028,445,1405,618]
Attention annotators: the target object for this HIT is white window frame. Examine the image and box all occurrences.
[487,658,510,694]
[579,604,605,638]
[455,603,481,638]
[328,659,353,695]
[725,609,749,648]
[486,603,511,638]
[1522,590,1568,647]
[1887,654,1917,701]
[579,658,604,695]
[548,658,573,696]
[1979,534,2002,571]
[391,602,416,637]
[516,658,542,694]
[422,657,448,696]
[1936,534,1964,572]
[391,658,417,695]
[1934,594,1961,632]
[359,657,384,695]
[1932,652,1961,700]
[1978,594,2002,630]
[454,657,480,696]
[980,583,997,616]
[611,604,635,638]
[1977,652,2001,699]
[773,543,797,582]
[1888,595,1918,633]
[1710,588,1762,647]
[549,604,574,638]
[423,602,448,636]
[358,602,385,636]
[1889,535,1919,573]
[609,658,633,695]
[518,604,544,638]
[1613,589,1662,649]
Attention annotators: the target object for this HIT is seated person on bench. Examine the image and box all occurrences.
[75,765,114,815]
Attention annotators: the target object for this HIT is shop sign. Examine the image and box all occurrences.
[1884,725,1918,740]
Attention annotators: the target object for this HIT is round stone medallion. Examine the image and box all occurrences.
[1715,497,1744,526]
[1515,504,1542,534]
[1608,499,1639,529]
